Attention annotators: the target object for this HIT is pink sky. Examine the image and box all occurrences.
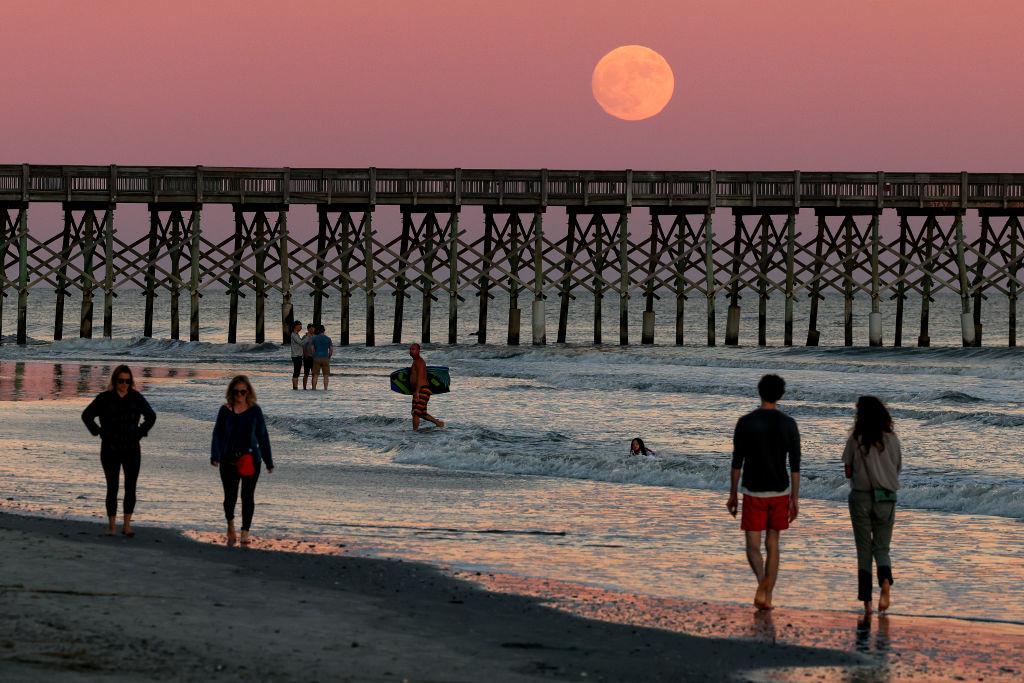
[4,0,1022,171]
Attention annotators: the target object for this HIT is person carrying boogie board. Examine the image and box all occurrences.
[409,343,445,431]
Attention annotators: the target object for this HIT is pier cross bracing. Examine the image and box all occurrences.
[1,165,1023,348]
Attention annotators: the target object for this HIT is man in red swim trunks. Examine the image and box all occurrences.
[409,343,445,431]
[726,374,801,610]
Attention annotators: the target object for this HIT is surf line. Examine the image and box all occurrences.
[323,521,567,537]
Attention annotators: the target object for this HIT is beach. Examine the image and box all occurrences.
[1,302,1023,680]
[1,513,864,682]
[4,513,1022,682]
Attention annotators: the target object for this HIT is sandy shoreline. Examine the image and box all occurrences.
[3,514,1022,681]
[0,512,863,682]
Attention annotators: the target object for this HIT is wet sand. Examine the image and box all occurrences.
[0,512,860,682]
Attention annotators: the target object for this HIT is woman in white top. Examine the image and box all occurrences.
[842,395,902,614]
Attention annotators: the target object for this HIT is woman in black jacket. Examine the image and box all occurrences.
[81,365,157,537]
[210,375,274,546]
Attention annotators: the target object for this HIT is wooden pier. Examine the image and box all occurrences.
[1,165,1023,347]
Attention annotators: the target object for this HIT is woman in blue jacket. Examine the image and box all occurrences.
[210,375,274,546]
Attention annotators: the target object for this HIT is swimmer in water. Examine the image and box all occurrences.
[630,438,655,456]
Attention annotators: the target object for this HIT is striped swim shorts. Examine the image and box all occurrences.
[412,386,432,417]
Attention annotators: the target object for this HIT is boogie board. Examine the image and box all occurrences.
[390,366,451,395]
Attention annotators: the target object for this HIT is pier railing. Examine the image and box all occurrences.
[2,165,1024,347]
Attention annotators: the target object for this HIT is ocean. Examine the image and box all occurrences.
[1,288,1022,625]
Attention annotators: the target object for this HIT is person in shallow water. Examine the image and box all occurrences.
[302,323,316,390]
[289,320,305,391]
[81,365,157,537]
[409,343,445,431]
[727,374,801,611]
[210,375,274,546]
[629,438,655,456]
[843,395,902,614]
[310,324,334,391]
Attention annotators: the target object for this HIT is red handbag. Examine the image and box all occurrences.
[236,453,256,477]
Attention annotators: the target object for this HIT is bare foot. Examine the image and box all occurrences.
[122,522,135,538]
[226,523,237,546]
[436,420,446,428]
[754,577,772,610]
[878,580,891,612]
[240,530,251,547]
[106,517,117,536]
[863,600,873,614]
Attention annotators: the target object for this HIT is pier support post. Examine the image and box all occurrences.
[725,214,742,346]
[0,210,9,344]
[806,215,825,346]
[253,214,267,344]
[448,211,460,344]
[227,213,243,345]
[784,211,796,346]
[972,214,990,347]
[507,214,521,346]
[53,212,73,341]
[756,215,769,347]
[143,212,159,338]
[705,209,716,346]
[312,210,327,327]
[642,213,658,345]
[422,214,434,344]
[557,211,578,344]
[279,211,293,344]
[618,211,629,346]
[0,208,17,344]
[189,209,202,342]
[669,213,681,345]
[869,213,883,346]
[593,216,604,345]
[17,207,29,345]
[364,212,376,346]
[1010,216,1020,347]
[78,210,99,339]
[392,213,411,344]
[954,212,975,347]
[532,212,546,345]
[478,213,493,344]
[894,215,909,347]
[102,209,114,338]
[843,216,854,346]
[339,212,352,346]
[167,215,183,340]
[918,216,935,347]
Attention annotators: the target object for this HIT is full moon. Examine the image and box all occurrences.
[592,45,674,121]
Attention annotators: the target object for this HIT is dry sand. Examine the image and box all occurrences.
[0,512,860,682]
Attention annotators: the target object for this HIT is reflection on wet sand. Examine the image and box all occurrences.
[0,361,220,401]
[454,571,1023,682]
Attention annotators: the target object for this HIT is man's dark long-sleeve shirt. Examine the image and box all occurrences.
[731,408,801,494]
[81,390,156,449]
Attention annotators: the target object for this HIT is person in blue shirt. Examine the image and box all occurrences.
[310,325,334,390]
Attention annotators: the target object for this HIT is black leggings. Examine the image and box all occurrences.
[292,356,303,379]
[100,444,141,517]
[220,462,261,531]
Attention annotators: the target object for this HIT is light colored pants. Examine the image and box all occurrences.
[848,489,895,600]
